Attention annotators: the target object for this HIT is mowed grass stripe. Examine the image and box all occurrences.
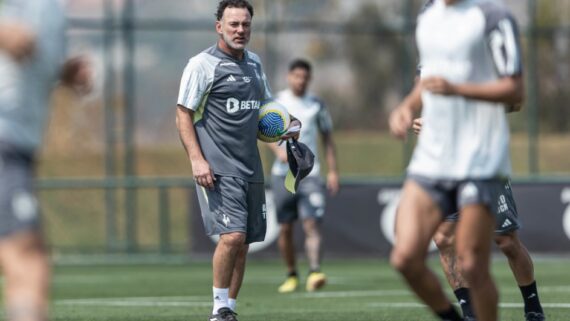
[31,258,570,321]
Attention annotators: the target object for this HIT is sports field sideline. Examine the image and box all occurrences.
[6,256,567,321]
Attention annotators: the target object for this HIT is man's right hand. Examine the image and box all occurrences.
[389,105,413,140]
[0,22,36,61]
[191,158,216,190]
[61,56,93,95]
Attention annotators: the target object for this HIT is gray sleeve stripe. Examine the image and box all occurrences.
[180,69,194,108]
[479,2,522,77]
[502,19,519,75]
[489,17,522,76]
[316,100,333,132]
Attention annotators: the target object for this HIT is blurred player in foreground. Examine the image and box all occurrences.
[175,1,299,320]
[0,1,91,321]
[268,59,339,293]
[389,0,524,320]
[412,116,545,321]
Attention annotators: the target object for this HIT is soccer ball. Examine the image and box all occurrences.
[257,100,290,142]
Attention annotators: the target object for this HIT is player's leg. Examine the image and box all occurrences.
[495,232,545,320]
[390,179,462,320]
[0,150,48,321]
[433,220,475,320]
[278,223,296,276]
[302,218,321,273]
[223,181,268,315]
[455,204,497,321]
[494,181,545,320]
[496,229,533,285]
[434,221,463,289]
[298,178,326,291]
[273,174,300,293]
[212,232,246,314]
[0,231,50,321]
[228,243,249,311]
[197,177,250,320]
[302,218,326,291]
[277,222,297,294]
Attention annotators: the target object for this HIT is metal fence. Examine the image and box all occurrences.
[39,0,570,254]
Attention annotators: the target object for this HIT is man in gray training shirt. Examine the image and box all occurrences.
[0,1,91,320]
[175,1,299,320]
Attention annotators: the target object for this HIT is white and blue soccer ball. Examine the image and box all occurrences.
[257,100,290,142]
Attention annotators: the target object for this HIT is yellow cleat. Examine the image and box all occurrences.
[278,276,299,293]
[306,272,327,292]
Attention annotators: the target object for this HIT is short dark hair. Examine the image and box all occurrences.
[289,59,312,73]
[216,0,254,21]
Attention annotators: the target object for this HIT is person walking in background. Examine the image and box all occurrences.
[268,59,339,293]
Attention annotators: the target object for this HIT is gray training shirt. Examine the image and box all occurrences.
[177,45,272,183]
[0,0,66,151]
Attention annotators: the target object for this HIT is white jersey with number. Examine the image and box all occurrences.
[271,89,333,178]
[0,0,66,151]
[408,0,522,180]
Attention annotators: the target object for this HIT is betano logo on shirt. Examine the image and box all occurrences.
[226,98,260,114]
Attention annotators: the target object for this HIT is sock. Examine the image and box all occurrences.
[436,305,463,321]
[309,268,320,274]
[288,271,298,278]
[454,287,476,318]
[212,287,229,314]
[228,298,237,311]
[519,281,544,314]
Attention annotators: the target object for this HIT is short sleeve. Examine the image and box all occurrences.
[485,10,523,77]
[415,0,435,77]
[177,59,210,111]
[41,1,67,79]
[316,100,333,134]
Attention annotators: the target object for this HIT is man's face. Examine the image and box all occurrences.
[288,68,311,96]
[216,7,252,51]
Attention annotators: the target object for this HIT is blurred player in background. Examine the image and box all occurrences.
[0,1,91,321]
[175,1,299,320]
[389,0,524,320]
[268,59,339,293]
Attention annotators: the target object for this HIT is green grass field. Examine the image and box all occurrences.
[10,257,566,321]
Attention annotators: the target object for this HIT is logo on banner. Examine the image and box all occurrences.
[377,189,437,252]
[561,188,570,240]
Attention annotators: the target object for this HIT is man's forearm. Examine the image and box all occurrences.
[266,142,281,155]
[402,81,423,112]
[453,76,524,105]
[323,133,338,174]
[176,105,205,162]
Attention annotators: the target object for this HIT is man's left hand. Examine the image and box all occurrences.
[280,119,301,141]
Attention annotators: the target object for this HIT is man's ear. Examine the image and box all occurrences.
[215,21,223,35]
